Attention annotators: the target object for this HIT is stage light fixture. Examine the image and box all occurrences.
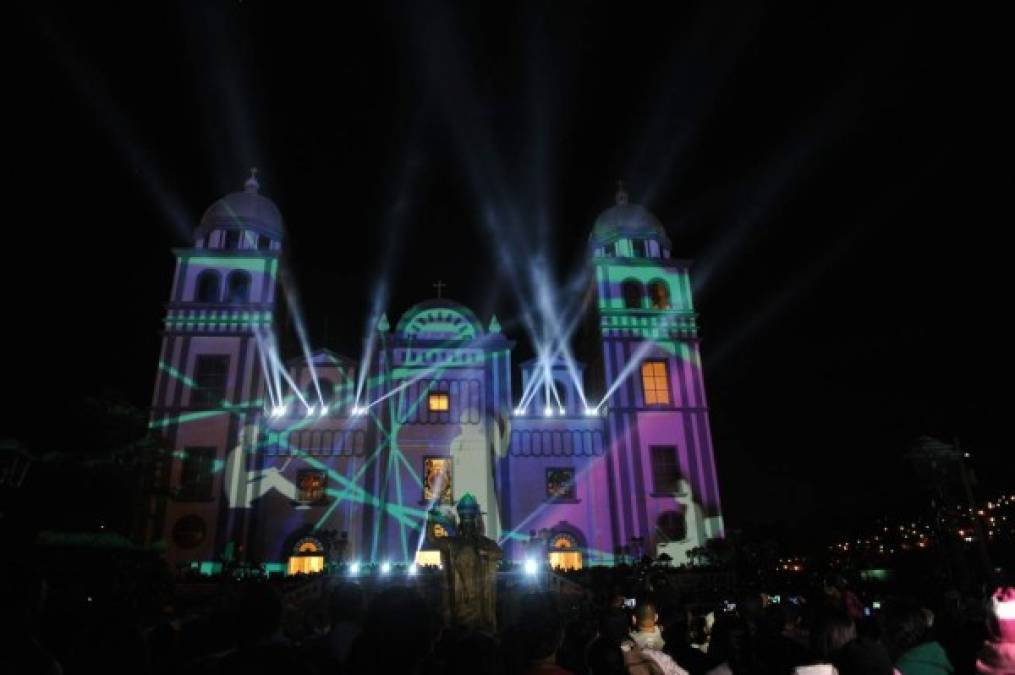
[558,407,565,416]
[381,561,391,574]
[305,406,316,417]
[408,564,418,576]
[349,562,360,576]
[514,407,526,416]
[584,407,598,417]
[318,405,329,416]
[524,559,538,576]
[543,406,553,417]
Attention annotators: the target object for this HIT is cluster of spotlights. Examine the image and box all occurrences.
[268,405,288,418]
[513,406,605,418]
[305,405,330,417]
[351,406,368,417]
[344,561,421,577]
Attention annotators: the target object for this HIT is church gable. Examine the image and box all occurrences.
[396,301,484,341]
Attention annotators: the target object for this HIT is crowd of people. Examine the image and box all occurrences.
[1,558,1012,675]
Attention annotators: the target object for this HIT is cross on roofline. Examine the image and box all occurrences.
[433,280,447,298]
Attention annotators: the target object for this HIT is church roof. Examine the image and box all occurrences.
[195,169,284,240]
[590,183,671,248]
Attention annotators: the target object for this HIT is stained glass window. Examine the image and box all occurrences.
[298,470,327,502]
[640,360,671,405]
[546,468,576,500]
[423,456,452,504]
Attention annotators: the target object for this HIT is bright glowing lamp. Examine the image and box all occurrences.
[319,405,329,416]
[380,561,391,575]
[408,563,418,576]
[348,562,360,576]
[543,406,553,417]
[584,407,598,417]
[305,406,316,417]
[514,407,526,416]
[558,407,565,416]
[524,559,538,576]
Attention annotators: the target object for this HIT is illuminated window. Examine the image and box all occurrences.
[192,355,230,407]
[179,447,215,500]
[195,270,221,303]
[226,270,251,304]
[647,280,671,309]
[640,360,671,405]
[622,279,643,309]
[548,532,583,570]
[297,470,327,503]
[428,392,450,412]
[423,456,452,504]
[546,468,577,500]
[415,550,442,567]
[651,446,681,494]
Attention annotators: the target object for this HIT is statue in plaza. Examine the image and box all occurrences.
[434,493,502,632]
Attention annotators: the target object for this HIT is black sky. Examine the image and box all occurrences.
[8,1,1009,544]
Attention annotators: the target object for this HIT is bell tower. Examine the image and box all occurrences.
[146,169,284,566]
[589,183,724,560]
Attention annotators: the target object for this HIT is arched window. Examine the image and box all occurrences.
[195,270,221,303]
[647,280,671,309]
[622,279,643,309]
[225,270,251,304]
[657,511,687,542]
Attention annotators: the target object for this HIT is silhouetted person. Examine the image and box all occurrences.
[885,600,953,675]
[588,609,630,675]
[345,587,437,675]
[793,610,855,675]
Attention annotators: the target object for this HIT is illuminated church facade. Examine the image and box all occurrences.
[145,171,724,573]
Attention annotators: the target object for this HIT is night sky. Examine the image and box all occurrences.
[8,2,1008,544]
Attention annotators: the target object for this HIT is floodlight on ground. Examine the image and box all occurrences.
[349,562,360,576]
[524,559,538,576]
[584,407,598,417]
[543,406,553,417]
[381,561,391,575]
[558,407,565,416]
[408,564,418,576]
[514,407,526,416]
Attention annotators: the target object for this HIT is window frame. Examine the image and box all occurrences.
[422,455,453,504]
[195,270,221,303]
[296,469,328,504]
[427,391,450,412]
[178,446,216,501]
[640,360,672,406]
[545,467,578,502]
[621,279,644,310]
[650,445,682,495]
[192,354,230,408]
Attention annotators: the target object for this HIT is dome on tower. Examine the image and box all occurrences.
[196,168,284,240]
[590,183,670,248]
